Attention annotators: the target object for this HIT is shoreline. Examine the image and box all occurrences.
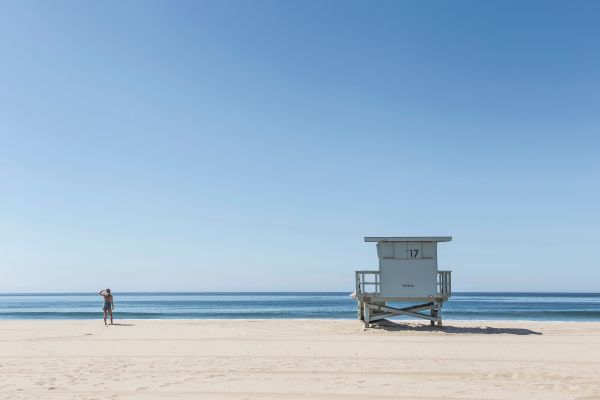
[2,317,600,322]
[4,293,599,325]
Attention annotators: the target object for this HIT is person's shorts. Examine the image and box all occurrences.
[103,303,111,311]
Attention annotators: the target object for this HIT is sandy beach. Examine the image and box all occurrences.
[1,319,599,400]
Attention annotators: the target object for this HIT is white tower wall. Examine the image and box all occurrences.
[376,241,439,298]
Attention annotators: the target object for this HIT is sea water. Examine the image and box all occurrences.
[1,292,599,321]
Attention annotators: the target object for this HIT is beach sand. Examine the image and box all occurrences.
[1,319,599,400]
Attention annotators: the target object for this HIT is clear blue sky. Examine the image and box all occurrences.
[0,1,598,292]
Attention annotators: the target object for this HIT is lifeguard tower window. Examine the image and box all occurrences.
[379,241,435,260]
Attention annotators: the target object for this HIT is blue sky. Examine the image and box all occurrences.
[0,1,598,292]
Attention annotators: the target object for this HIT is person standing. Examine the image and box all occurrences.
[98,289,114,325]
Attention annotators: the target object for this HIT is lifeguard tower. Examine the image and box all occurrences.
[355,237,452,327]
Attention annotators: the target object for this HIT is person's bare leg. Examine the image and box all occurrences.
[109,310,113,325]
[103,310,107,325]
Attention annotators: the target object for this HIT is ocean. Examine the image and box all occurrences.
[1,292,599,321]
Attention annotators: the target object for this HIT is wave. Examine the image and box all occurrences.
[0,311,354,319]
[3,309,600,321]
[2,292,600,321]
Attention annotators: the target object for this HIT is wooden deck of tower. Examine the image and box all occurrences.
[355,236,453,327]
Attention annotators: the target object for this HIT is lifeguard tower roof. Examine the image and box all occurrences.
[364,236,452,242]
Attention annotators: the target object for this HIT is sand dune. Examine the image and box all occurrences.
[1,319,599,399]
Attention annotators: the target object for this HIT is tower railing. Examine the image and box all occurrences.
[355,270,380,295]
[355,269,452,297]
[437,270,452,296]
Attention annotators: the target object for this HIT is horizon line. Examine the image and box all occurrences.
[1,291,600,295]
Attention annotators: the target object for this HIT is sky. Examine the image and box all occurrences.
[0,1,598,292]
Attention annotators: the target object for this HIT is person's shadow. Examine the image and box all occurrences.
[110,323,136,327]
[369,319,542,335]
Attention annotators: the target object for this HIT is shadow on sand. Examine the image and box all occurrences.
[370,319,542,335]
[110,323,136,327]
